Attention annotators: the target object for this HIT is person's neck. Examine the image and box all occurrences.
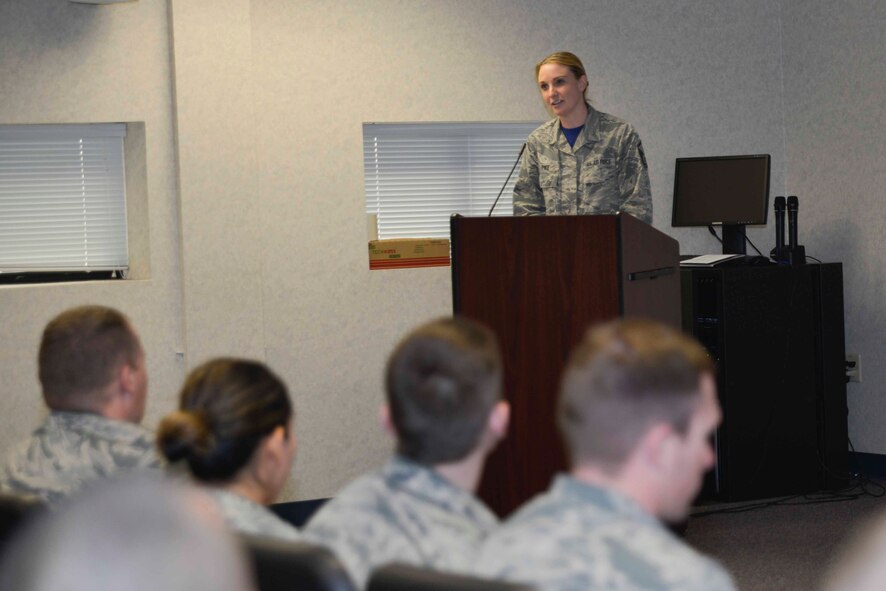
[559,102,589,129]
[223,478,270,506]
[432,447,487,494]
[96,387,138,424]
[570,463,657,516]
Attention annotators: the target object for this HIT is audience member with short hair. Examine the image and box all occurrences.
[157,357,301,541]
[475,318,735,591]
[0,306,161,504]
[0,475,255,591]
[305,316,509,588]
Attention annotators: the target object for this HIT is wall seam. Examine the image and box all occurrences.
[777,0,789,196]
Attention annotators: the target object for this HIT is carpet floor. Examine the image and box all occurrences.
[685,483,886,590]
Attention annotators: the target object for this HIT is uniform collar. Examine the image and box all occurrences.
[541,104,602,148]
[551,473,660,528]
[46,410,151,442]
[382,456,497,525]
[385,456,472,508]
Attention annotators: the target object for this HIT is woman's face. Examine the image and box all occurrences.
[537,63,588,126]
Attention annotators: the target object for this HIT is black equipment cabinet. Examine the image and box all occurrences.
[681,263,848,501]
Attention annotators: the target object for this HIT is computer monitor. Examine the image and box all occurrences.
[671,154,771,255]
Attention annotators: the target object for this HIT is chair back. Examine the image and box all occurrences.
[367,563,535,591]
[0,492,43,554]
[240,535,356,591]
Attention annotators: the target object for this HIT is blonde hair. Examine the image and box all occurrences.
[536,51,588,101]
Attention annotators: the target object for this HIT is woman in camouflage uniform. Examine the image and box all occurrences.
[157,358,301,541]
[513,52,652,223]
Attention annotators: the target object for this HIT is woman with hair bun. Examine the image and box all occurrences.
[157,358,300,541]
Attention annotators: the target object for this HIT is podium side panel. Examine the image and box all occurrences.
[619,214,681,328]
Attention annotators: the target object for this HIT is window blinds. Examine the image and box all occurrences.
[363,122,540,240]
[0,124,128,273]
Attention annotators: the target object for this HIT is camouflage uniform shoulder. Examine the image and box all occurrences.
[51,411,163,468]
[0,411,163,504]
[476,475,735,591]
[305,457,498,588]
[527,117,561,147]
[206,487,301,542]
[307,457,497,528]
[588,107,640,141]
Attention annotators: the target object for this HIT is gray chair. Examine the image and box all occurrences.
[0,492,43,556]
[368,564,535,591]
[240,535,356,591]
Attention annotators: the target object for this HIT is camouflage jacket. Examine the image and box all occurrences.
[512,106,652,223]
[206,487,301,541]
[0,411,163,504]
[304,456,499,588]
[475,475,735,591]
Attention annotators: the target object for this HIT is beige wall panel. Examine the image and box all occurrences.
[782,1,886,453]
[169,0,266,366]
[0,0,185,452]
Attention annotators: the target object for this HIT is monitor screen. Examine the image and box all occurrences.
[671,154,771,227]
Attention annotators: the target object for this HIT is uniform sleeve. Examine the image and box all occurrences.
[304,504,376,588]
[303,496,423,589]
[512,142,546,216]
[617,128,653,224]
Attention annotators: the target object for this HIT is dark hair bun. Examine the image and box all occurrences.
[157,410,213,464]
[161,358,292,483]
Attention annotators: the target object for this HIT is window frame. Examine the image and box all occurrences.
[363,121,541,242]
[0,123,129,283]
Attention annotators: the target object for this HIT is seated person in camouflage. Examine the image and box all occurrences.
[305,317,510,588]
[0,306,161,504]
[475,319,735,591]
[157,358,300,541]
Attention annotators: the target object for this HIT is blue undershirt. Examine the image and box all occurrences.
[562,124,584,148]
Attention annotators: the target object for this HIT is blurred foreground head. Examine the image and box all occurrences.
[823,509,886,591]
[0,475,255,591]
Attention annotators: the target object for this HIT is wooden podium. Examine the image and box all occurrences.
[451,213,681,516]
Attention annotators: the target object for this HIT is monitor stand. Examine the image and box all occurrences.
[721,224,747,255]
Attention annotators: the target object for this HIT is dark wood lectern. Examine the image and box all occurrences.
[451,214,681,516]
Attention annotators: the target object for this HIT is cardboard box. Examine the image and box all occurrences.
[368,238,450,270]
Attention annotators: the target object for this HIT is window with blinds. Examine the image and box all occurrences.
[0,123,128,277]
[363,122,540,240]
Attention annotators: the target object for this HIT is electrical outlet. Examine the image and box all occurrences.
[846,353,862,383]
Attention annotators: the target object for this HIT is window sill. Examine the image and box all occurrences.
[0,270,125,285]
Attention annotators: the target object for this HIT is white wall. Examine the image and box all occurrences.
[781,1,886,453]
[0,1,185,446]
[170,0,267,366]
[0,0,880,501]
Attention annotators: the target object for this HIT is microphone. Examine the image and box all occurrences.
[488,143,527,217]
[771,196,785,262]
[787,195,799,248]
